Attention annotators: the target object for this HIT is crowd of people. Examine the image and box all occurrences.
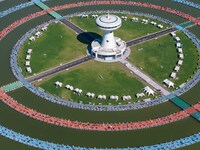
[50,1,200,24]
[1,88,199,131]
[0,0,49,18]
[1,122,200,149]
[172,0,200,10]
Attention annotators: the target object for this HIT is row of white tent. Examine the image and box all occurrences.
[26,25,48,73]
[29,25,48,42]
[29,32,42,41]
[80,14,164,29]
[169,32,184,79]
[56,82,156,100]
[65,84,82,94]
[131,17,163,28]
[25,49,33,73]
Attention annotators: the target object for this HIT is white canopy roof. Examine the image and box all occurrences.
[163,79,175,87]
[144,86,155,95]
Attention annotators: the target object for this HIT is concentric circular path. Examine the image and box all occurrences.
[0,0,200,149]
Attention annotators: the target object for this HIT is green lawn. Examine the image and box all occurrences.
[18,22,87,77]
[70,13,170,42]
[129,31,199,88]
[34,60,151,105]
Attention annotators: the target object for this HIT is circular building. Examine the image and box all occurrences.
[90,14,127,62]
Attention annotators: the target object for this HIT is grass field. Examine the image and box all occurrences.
[129,31,199,88]
[70,13,170,42]
[18,22,87,77]
[34,60,152,105]
[18,13,170,78]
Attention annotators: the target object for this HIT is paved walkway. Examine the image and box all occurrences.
[60,19,85,34]
[34,0,62,19]
[170,97,200,122]
[120,59,170,96]
[126,18,198,47]
[26,56,93,83]
[1,81,23,92]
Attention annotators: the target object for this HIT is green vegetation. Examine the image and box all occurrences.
[18,23,87,77]
[35,60,150,105]
[70,13,170,41]
[129,31,199,88]
[18,14,171,78]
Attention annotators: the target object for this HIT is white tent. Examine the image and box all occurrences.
[131,17,139,22]
[25,61,30,66]
[127,95,131,100]
[170,72,177,79]
[74,88,79,93]
[29,36,35,41]
[150,21,157,25]
[35,31,42,38]
[26,55,31,60]
[69,86,74,91]
[170,32,176,37]
[174,37,180,42]
[122,96,127,101]
[27,49,32,54]
[26,67,32,73]
[179,53,184,59]
[91,93,95,98]
[174,66,180,72]
[177,48,183,53]
[136,93,145,98]
[176,43,182,48]
[142,19,148,24]
[144,86,155,96]
[110,95,115,100]
[177,60,183,65]
[115,96,119,101]
[78,89,82,94]
[65,85,71,89]
[55,81,62,87]
[41,26,47,31]
[163,79,175,88]
[157,24,163,29]
[98,95,103,99]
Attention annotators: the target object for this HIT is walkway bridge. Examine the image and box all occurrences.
[170,97,200,122]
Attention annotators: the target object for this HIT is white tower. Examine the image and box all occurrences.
[90,14,127,62]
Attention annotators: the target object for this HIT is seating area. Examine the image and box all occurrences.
[172,0,200,11]
[1,122,200,149]
[0,88,196,131]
